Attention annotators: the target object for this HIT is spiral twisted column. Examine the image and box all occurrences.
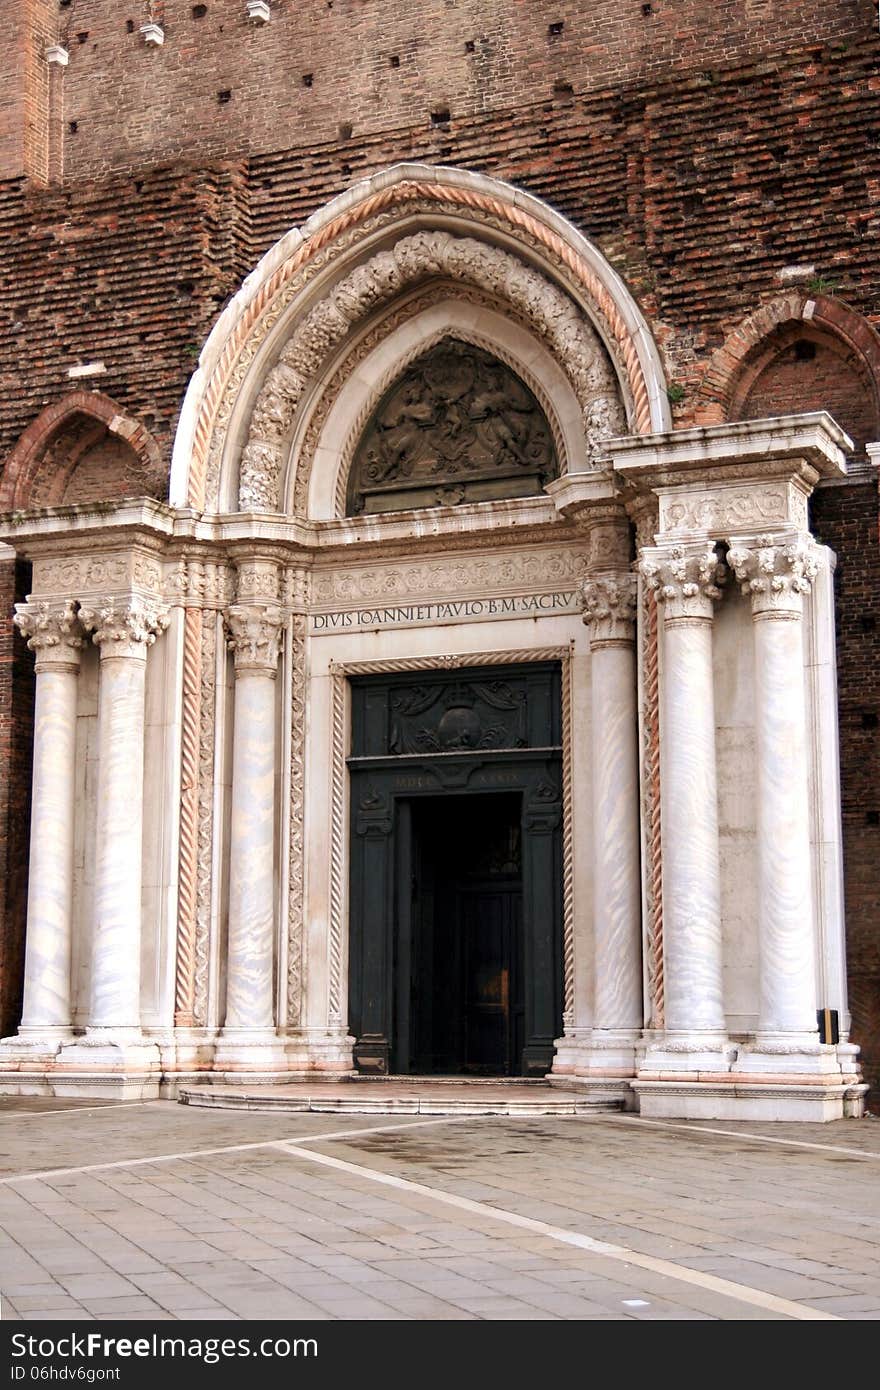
[3,601,84,1052]
[639,545,731,1072]
[215,577,287,1071]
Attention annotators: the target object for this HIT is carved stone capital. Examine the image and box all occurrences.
[581,574,637,648]
[640,544,724,625]
[14,599,84,669]
[726,537,819,620]
[225,604,284,674]
[80,597,170,656]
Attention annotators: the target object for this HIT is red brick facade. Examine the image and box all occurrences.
[1,0,878,1088]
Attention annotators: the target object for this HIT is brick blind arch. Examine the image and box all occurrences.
[732,322,880,460]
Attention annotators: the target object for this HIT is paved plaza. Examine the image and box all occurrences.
[1,1096,879,1322]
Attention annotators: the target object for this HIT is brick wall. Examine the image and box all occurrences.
[0,558,33,1040]
[811,483,880,1098]
[0,0,54,185]
[4,0,872,182]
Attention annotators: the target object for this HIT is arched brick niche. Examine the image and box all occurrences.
[732,324,879,459]
[697,294,880,460]
[0,392,164,509]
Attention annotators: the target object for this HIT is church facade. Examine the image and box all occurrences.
[0,3,877,1121]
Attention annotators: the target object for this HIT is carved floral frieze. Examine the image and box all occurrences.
[311,547,588,606]
[660,484,809,536]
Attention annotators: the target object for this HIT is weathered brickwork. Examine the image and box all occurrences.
[811,482,880,1095]
[0,0,877,1092]
[2,0,871,183]
[0,559,33,1040]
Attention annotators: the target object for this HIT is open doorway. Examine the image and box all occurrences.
[394,793,523,1076]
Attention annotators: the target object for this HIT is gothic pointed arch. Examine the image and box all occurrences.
[0,391,164,510]
[170,164,671,514]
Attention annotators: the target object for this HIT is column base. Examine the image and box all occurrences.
[639,1030,735,1076]
[212,1028,291,1073]
[284,1027,356,1073]
[48,1030,162,1098]
[549,1028,640,1107]
[732,1033,850,1078]
[0,1027,74,1064]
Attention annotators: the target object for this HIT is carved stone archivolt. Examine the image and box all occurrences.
[347,339,557,514]
[238,230,625,512]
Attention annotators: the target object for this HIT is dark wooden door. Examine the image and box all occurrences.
[347,661,563,1077]
[459,886,521,1074]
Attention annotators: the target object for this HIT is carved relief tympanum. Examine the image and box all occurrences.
[347,338,557,514]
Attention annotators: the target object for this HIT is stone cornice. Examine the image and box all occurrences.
[611,413,850,493]
[0,493,564,558]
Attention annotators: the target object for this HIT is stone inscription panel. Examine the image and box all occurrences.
[312,590,578,633]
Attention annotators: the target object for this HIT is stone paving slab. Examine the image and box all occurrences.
[1,1100,879,1321]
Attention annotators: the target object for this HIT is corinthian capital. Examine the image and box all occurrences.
[581,574,637,647]
[640,544,724,624]
[225,604,284,674]
[14,599,84,668]
[726,537,819,619]
[80,597,170,655]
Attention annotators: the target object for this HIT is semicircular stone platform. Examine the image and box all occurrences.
[178,1078,615,1116]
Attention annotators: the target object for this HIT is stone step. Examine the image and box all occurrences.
[178,1080,620,1116]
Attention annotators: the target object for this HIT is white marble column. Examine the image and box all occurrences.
[728,539,832,1073]
[640,545,731,1070]
[215,600,286,1069]
[76,598,168,1049]
[3,601,82,1054]
[581,573,643,1071]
